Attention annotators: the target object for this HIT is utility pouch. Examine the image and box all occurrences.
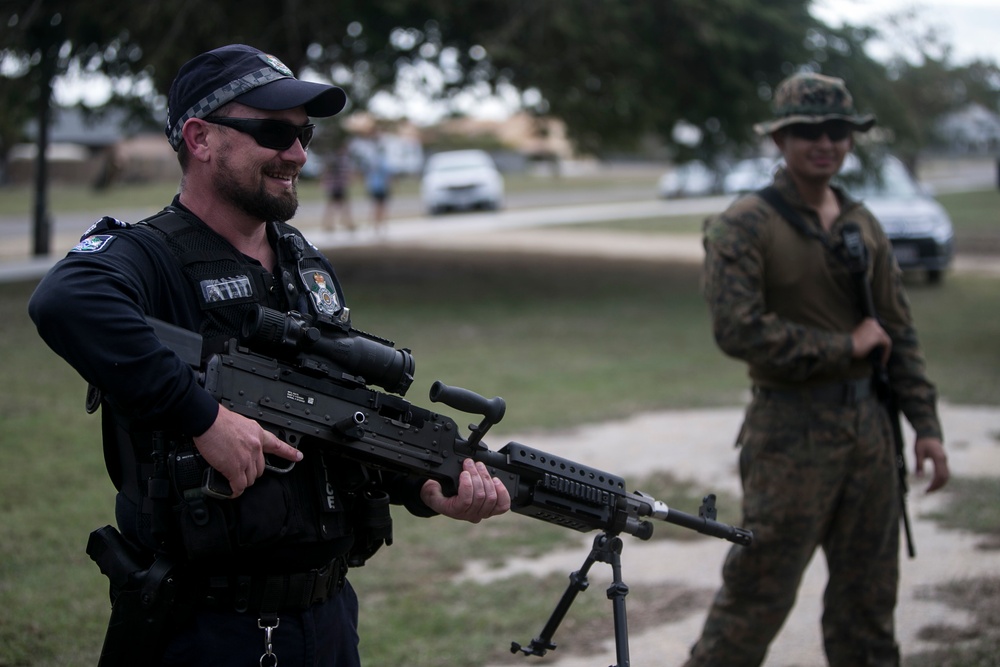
[170,447,234,560]
[87,525,178,667]
[347,489,393,567]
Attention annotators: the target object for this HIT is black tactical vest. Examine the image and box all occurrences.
[114,208,360,567]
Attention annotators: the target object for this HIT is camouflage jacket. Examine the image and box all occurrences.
[702,167,942,439]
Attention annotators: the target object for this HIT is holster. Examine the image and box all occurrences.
[87,525,179,667]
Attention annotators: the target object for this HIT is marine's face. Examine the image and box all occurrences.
[208,104,310,223]
[774,121,853,185]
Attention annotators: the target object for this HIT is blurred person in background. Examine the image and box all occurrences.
[321,142,356,233]
[684,72,949,667]
[363,139,392,235]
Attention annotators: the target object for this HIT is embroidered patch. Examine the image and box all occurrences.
[302,269,341,316]
[259,53,293,77]
[71,235,116,253]
[200,275,254,302]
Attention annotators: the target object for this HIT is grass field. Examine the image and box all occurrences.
[1,181,999,665]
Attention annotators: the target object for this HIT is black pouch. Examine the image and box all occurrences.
[169,448,233,560]
[347,488,393,567]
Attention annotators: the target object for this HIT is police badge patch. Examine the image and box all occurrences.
[259,53,293,76]
[71,235,116,253]
[302,269,341,316]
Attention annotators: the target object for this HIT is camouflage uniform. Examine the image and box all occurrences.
[684,163,942,667]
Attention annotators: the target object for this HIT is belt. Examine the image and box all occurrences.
[756,377,873,405]
[197,557,348,613]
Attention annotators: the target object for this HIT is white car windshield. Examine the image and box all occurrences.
[837,156,922,199]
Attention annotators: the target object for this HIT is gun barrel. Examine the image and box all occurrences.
[645,499,753,546]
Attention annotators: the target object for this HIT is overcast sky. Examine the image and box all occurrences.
[813,0,1000,66]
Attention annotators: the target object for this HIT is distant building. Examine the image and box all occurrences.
[933,103,1000,155]
[9,106,178,186]
[349,133,424,177]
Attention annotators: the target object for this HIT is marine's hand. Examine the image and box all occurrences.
[851,317,891,367]
[420,459,511,523]
[193,405,303,497]
[914,436,949,493]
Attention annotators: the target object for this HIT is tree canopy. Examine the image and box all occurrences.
[2,1,998,161]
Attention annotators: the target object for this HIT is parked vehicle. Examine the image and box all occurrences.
[420,149,504,215]
[836,154,954,283]
[657,160,719,198]
[723,157,778,195]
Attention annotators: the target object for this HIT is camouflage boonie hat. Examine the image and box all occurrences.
[753,72,876,135]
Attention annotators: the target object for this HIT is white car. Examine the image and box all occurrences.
[420,149,504,215]
[657,160,718,198]
[723,157,778,195]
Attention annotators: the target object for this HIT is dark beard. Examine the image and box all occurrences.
[215,154,300,223]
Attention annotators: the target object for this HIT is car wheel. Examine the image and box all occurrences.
[927,269,944,285]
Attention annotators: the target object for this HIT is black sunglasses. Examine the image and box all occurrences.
[786,121,852,142]
[204,117,316,151]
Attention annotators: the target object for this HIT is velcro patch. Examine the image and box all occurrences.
[71,235,116,254]
[200,276,254,303]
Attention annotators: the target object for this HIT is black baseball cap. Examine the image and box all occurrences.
[165,44,347,151]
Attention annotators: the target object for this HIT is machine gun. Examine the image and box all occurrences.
[154,305,751,546]
[154,306,752,664]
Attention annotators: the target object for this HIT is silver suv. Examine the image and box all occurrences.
[836,154,954,284]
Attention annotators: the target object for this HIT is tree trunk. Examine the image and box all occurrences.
[32,44,55,257]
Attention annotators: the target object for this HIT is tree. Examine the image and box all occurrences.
[8,1,988,256]
[1,1,147,255]
[818,8,1000,168]
[340,0,829,160]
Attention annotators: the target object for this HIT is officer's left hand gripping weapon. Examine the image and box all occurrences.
[151,305,752,662]
[842,223,916,558]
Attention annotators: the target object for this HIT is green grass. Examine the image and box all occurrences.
[2,185,999,665]
[907,577,1000,667]
[922,477,1000,545]
[0,169,656,217]
[936,189,1000,235]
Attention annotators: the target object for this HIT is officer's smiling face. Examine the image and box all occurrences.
[774,122,853,186]
[209,104,309,223]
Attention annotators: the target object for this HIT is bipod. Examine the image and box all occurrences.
[511,531,633,666]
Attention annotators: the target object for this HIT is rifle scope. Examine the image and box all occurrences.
[241,305,415,395]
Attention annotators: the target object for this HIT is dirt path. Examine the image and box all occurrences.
[397,226,1000,278]
[465,403,1000,666]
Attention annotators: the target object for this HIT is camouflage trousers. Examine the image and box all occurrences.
[683,390,901,667]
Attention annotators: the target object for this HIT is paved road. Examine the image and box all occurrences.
[3,157,996,282]
[0,190,732,282]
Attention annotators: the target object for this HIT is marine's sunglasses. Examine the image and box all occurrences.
[204,117,316,151]
[785,121,852,142]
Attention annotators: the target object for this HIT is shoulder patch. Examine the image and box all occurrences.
[71,234,116,254]
[302,269,342,316]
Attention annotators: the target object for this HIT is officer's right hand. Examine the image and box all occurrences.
[851,317,891,367]
[193,405,303,497]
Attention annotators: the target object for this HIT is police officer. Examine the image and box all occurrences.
[29,44,510,667]
[683,72,949,666]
